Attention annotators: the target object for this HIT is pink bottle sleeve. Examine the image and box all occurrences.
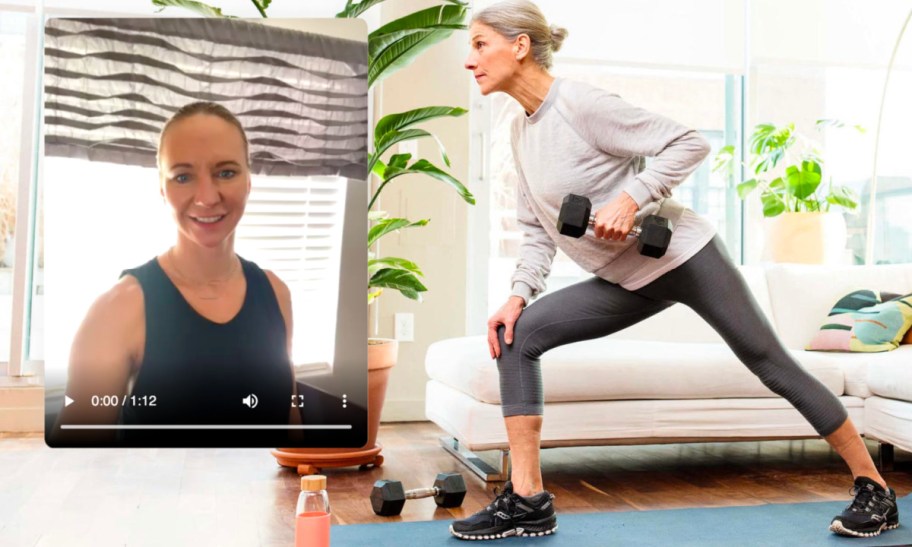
[295,512,331,547]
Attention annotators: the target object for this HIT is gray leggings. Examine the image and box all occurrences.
[496,236,848,437]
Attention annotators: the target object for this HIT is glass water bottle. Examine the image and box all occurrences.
[295,475,331,547]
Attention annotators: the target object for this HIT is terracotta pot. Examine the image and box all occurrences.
[365,337,398,448]
[271,338,398,474]
[763,212,847,264]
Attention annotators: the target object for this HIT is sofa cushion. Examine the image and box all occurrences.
[864,396,912,453]
[766,263,912,350]
[807,292,912,352]
[800,352,870,398]
[426,380,866,451]
[426,336,845,405]
[866,349,912,403]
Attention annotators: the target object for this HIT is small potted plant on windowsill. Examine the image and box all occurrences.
[713,119,862,264]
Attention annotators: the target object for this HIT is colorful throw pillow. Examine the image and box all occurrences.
[807,290,912,352]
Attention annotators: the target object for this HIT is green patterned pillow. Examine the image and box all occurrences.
[807,290,912,352]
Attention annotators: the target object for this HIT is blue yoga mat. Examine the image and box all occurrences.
[332,494,911,546]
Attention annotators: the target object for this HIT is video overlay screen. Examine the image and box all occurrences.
[43,17,369,448]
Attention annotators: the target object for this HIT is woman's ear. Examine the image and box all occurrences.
[513,33,531,61]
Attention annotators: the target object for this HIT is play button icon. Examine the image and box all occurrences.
[65,395,74,407]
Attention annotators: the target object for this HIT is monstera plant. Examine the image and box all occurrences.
[153,0,475,303]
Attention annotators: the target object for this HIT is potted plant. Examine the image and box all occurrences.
[713,119,861,263]
[153,0,475,470]
[361,100,475,462]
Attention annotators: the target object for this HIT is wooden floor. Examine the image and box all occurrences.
[0,422,910,545]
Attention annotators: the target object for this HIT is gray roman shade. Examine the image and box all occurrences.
[44,17,368,179]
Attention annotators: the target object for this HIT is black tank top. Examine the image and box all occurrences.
[119,256,293,430]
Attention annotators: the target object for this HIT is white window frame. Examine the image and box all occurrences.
[4,1,42,381]
[3,1,144,381]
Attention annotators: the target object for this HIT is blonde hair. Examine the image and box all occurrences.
[472,0,567,69]
[157,102,250,168]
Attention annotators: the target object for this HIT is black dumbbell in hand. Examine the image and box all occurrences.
[556,193,672,258]
[370,473,467,516]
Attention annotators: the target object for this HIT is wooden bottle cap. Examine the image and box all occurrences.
[300,475,327,491]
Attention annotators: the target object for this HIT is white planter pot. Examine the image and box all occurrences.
[762,212,847,264]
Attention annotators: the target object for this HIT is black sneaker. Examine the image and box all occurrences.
[449,481,557,540]
[829,476,900,538]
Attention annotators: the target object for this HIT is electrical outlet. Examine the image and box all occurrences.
[394,313,414,342]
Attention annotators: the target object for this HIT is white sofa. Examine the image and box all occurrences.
[424,264,912,481]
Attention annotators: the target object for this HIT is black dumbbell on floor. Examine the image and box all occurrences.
[556,193,672,258]
[370,473,467,516]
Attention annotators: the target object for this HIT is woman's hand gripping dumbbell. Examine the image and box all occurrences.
[556,193,672,258]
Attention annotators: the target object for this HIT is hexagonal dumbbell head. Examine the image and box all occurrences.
[432,473,467,508]
[556,194,592,238]
[370,480,406,516]
[637,215,672,258]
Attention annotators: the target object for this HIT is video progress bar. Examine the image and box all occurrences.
[60,424,352,430]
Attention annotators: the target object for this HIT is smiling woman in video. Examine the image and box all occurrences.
[54,102,297,441]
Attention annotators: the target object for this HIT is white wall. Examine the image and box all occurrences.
[474,0,745,71]
[374,0,471,421]
[258,18,368,42]
[751,0,912,69]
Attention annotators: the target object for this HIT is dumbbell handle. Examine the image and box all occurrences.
[587,215,642,238]
[404,486,441,500]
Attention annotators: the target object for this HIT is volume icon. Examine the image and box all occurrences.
[242,393,259,408]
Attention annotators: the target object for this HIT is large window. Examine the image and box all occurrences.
[742,1,912,265]
[43,158,346,383]
[482,66,742,316]
[748,63,912,265]
[864,61,912,265]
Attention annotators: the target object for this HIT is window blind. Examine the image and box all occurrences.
[236,176,345,292]
[43,17,367,179]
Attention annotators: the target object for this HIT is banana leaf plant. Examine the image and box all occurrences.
[712,120,862,218]
[153,0,475,303]
[368,106,474,302]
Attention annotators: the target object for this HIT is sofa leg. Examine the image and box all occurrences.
[878,443,895,473]
[439,436,510,482]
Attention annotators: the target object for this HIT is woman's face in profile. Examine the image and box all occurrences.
[158,114,251,249]
[465,22,519,96]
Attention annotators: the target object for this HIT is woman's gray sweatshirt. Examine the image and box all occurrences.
[510,77,717,303]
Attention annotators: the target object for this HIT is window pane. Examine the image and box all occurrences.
[750,62,912,265]
[870,36,912,264]
[0,11,27,364]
